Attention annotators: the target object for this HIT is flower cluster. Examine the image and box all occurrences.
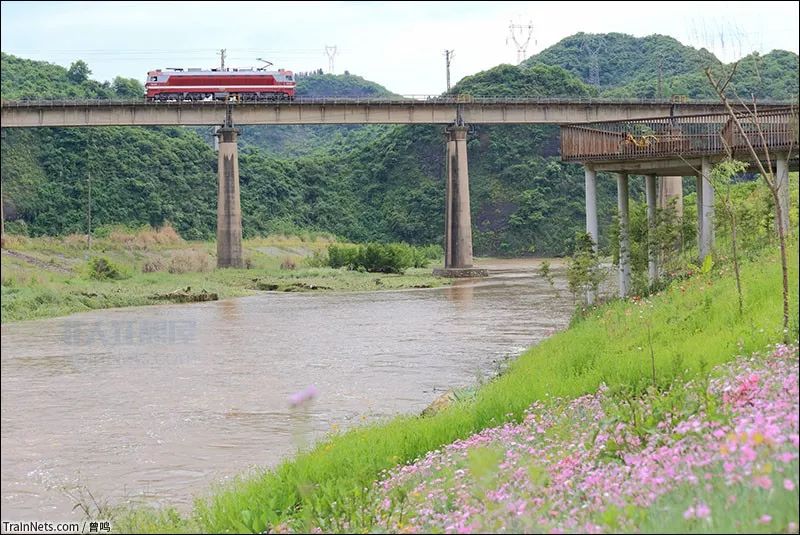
[369,344,799,533]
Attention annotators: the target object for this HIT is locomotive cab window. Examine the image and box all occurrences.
[150,76,158,81]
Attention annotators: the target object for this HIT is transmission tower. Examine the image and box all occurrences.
[507,20,534,64]
[444,49,454,92]
[218,48,226,70]
[324,45,338,74]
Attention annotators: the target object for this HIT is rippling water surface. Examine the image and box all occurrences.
[1,259,572,520]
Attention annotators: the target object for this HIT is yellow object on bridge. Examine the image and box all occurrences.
[621,132,659,149]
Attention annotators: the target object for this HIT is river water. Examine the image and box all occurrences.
[1,259,572,521]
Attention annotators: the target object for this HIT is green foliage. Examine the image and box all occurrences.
[327,243,362,269]
[521,33,798,101]
[451,63,597,98]
[1,126,217,239]
[295,72,397,99]
[67,60,91,84]
[522,32,720,89]
[112,76,144,99]
[1,53,117,100]
[86,256,126,280]
[638,459,799,533]
[326,242,434,273]
[567,232,604,303]
[538,260,555,287]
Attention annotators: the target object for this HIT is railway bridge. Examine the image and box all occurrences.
[1,97,794,275]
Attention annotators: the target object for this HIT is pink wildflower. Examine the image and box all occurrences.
[288,384,318,407]
[784,479,795,491]
[753,475,773,490]
[695,503,711,519]
[759,514,772,524]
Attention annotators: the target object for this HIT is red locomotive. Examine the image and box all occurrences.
[145,66,296,102]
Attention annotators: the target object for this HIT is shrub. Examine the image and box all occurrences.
[359,243,414,274]
[141,258,165,273]
[87,256,127,280]
[327,244,362,269]
[326,242,438,273]
[567,232,603,304]
[107,223,184,249]
[167,249,213,274]
[305,250,329,268]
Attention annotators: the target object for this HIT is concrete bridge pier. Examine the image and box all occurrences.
[216,127,244,268]
[699,157,715,261]
[776,153,791,237]
[584,166,599,304]
[617,173,632,297]
[658,175,683,218]
[434,125,487,278]
[645,174,658,287]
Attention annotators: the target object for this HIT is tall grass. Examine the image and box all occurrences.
[120,238,798,533]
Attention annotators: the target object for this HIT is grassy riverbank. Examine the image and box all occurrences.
[115,235,798,533]
[0,228,450,323]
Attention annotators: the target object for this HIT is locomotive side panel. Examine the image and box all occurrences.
[145,69,296,101]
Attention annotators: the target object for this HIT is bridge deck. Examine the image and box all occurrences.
[560,108,799,174]
[1,98,793,127]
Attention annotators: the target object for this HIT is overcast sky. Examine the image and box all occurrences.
[2,1,798,95]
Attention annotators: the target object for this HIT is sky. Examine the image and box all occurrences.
[1,1,798,95]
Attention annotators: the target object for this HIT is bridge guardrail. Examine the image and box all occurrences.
[560,108,799,162]
[3,97,797,107]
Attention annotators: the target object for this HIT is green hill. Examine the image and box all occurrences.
[0,52,143,100]
[295,71,397,98]
[521,32,720,89]
[521,33,799,101]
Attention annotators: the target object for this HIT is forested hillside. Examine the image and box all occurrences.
[2,34,797,256]
[523,33,799,101]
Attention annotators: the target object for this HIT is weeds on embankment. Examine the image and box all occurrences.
[113,237,798,533]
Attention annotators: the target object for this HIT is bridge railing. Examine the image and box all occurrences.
[3,96,796,107]
[560,108,798,162]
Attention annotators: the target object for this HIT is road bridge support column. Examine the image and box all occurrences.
[695,175,703,255]
[617,173,631,297]
[585,165,598,304]
[434,125,487,278]
[700,157,715,261]
[216,127,244,269]
[646,174,658,287]
[776,153,791,237]
[658,176,683,218]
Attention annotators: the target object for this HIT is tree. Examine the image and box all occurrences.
[710,159,749,315]
[112,76,144,99]
[706,64,797,340]
[567,232,604,306]
[67,60,91,84]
